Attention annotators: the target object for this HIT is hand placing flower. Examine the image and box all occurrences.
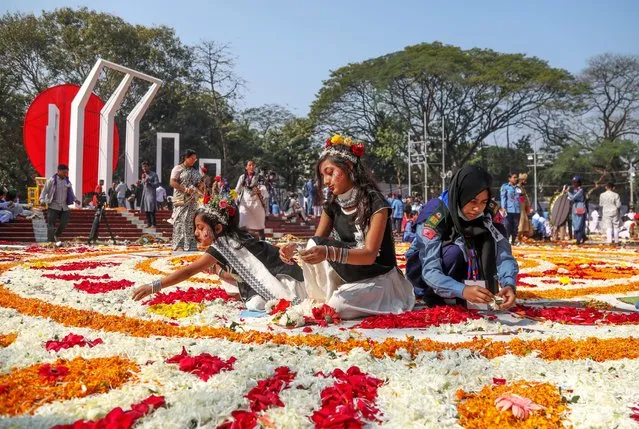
[132,284,153,301]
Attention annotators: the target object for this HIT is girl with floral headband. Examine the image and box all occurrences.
[132,192,306,310]
[279,134,415,319]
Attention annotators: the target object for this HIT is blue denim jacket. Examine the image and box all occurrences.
[405,194,519,299]
[500,183,521,214]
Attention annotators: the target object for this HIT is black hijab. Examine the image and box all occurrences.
[447,165,498,293]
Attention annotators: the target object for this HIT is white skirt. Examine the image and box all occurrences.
[238,187,267,230]
[301,239,415,319]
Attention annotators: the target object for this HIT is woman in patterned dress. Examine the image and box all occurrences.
[169,149,202,251]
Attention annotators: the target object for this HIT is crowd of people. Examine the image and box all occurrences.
[131,134,523,319]
[5,136,639,322]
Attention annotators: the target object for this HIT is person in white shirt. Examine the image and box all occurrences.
[599,182,621,244]
[156,184,167,210]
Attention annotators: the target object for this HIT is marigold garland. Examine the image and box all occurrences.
[135,257,221,285]
[0,356,138,416]
[2,284,639,361]
[0,332,17,347]
[456,381,569,428]
[518,282,639,300]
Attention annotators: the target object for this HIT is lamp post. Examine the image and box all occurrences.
[527,139,547,212]
[621,156,638,210]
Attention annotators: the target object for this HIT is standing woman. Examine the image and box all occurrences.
[235,160,268,240]
[279,135,414,319]
[140,161,159,227]
[564,176,587,245]
[170,149,202,251]
[517,173,533,242]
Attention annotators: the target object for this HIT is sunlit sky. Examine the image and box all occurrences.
[4,0,639,116]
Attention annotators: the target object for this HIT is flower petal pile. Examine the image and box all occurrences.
[0,243,638,427]
[166,346,237,381]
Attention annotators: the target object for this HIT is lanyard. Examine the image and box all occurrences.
[467,248,480,281]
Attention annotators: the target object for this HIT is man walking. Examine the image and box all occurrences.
[39,164,80,242]
[500,172,521,245]
[599,182,621,244]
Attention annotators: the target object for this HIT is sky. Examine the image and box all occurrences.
[3,0,639,117]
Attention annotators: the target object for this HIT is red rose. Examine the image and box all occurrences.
[269,298,291,315]
[214,175,221,182]
[351,143,365,157]
[203,195,211,204]
[219,199,227,209]
[325,138,332,148]
[227,206,236,216]
[201,167,207,173]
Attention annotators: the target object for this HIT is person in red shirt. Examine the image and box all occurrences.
[92,179,104,207]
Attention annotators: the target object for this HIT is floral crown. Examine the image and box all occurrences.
[198,189,238,225]
[322,134,365,163]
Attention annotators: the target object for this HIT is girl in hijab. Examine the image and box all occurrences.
[405,165,518,308]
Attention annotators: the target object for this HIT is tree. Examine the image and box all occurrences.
[259,117,319,198]
[310,42,576,189]
[525,53,639,198]
[239,104,295,137]
[193,40,244,175]
[0,8,196,195]
[469,137,533,185]
[580,53,639,142]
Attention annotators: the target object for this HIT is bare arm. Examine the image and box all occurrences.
[132,252,235,301]
[170,177,182,192]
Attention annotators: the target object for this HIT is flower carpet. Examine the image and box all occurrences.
[1,242,639,428]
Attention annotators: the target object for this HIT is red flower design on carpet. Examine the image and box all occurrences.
[166,346,236,381]
[45,333,103,352]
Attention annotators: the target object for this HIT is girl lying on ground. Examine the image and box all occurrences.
[132,192,305,310]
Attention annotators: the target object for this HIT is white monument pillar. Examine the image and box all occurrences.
[45,104,60,178]
[69,59,162,194]
[98,73,133,190]
[68,59,104,196]
[125,82,161,186]
[156,132,180,183]
[198,158,222,178]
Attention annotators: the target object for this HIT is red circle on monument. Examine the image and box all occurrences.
[23,83,120,195]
